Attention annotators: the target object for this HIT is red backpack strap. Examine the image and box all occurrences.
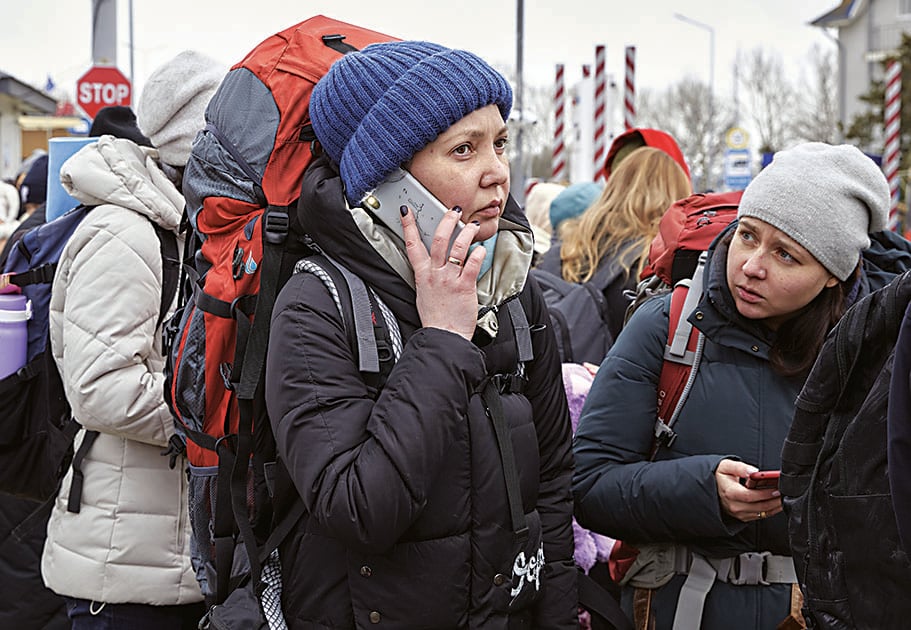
[650,251,708,460]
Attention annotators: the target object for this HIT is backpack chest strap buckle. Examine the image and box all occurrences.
[490,372,527,395]
[727,551,772,586]
[263,209,289,245]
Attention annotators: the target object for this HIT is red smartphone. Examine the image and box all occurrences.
[745,470,780,490]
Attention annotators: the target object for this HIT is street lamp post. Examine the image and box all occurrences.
[674,12,715,104]
[515,0,526,203]
[674,12,716,190]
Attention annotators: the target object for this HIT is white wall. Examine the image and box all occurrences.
[0,104,23,181]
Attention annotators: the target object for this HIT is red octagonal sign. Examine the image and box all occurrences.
[76,65,132,120]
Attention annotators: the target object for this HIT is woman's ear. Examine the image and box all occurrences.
[825,274,839,289]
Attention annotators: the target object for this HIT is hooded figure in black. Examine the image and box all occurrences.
[264,41,577,628]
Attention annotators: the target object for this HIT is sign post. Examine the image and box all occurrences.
[76,65,132,119]
[723,126,752,191]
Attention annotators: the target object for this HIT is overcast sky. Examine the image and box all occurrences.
[3,0,838,104]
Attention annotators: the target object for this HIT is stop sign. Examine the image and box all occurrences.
[76,65,132,119]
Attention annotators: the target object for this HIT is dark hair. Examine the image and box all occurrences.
[769,265,859,378]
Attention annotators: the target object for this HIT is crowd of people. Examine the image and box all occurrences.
[0,17,908,630]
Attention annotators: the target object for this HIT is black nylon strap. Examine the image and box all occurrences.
[578,572,634,630]
[8,262,56,287]
[196,290,256,320]
[13,419,81,539]
[182,424,219,453]
[213,435,238,605]
[321,33,357,54]
[236,210,286,400]
[482,381,528,541]
[258,499,306,565]
[228,302,254,387]
[65,430,100,514]
[223,206,291,598]
[153,223,180,332]
[232,397,264,596]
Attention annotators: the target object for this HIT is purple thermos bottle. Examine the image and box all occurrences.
[0,290,31,379]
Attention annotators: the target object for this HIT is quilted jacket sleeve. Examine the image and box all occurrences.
[572,297,740,544]
[50,206,174,447]
[520,282,579,628]
[265,270,488,552]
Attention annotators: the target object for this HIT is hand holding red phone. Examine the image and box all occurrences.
[744,469,780,490]
[715,459,783,522]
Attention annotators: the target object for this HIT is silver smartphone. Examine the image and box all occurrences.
[361,168,463,252]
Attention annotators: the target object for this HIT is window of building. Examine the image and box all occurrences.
[901,0,911,17]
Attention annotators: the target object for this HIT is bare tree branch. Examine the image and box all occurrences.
[736,47,798,153]
[791,44,839,144]
[638,78,731,191]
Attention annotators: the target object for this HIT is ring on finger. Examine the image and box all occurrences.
[758,511,767,519]
[447,256,463,267]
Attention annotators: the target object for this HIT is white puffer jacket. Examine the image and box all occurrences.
[41,136,201,605]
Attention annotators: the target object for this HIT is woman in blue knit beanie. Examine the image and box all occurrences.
[265,41,577,628]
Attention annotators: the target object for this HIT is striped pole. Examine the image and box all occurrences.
[552,64,567,182]
[570,64,594,182]
[624,46,636,130]
[885,59,902,231]
[593,45,606,182]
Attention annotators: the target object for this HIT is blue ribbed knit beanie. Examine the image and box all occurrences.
[310,41,513,206]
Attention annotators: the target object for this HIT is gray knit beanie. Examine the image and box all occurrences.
[137,50,226,167]
[737,142,889,281]
[310,41,513,206]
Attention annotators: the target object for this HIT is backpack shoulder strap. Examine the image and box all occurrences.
[151,222,180,331]
[295,253,399,388]
[650,251,708,460]
[8,204,95,287]
[68,219,180,515]
[506,296,534,364]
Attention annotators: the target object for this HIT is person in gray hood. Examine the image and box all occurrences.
[572,142,889,630]
[41,50,224,630]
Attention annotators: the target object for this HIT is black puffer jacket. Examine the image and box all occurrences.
[265,158,577,629]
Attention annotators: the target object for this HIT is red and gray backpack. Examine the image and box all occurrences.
[609,191,741,582]
[162,16,397,624]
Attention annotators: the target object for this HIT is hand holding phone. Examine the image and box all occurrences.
[744,470,780,490]
[361,168,462,253]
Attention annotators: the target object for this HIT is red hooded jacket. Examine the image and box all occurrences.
[602,128,690,182]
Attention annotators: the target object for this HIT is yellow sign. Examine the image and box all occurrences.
[726,127,749,149]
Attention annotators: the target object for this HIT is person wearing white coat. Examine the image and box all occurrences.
[41,50,225,630]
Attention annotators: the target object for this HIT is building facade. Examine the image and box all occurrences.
[813,0,911,149]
